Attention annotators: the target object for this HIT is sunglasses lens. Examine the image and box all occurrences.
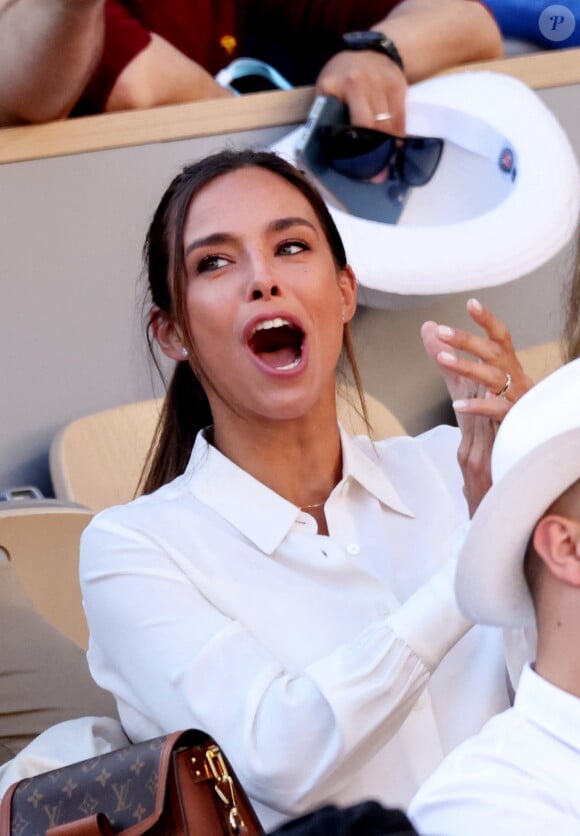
[321,127,395,180]
[400,137,443,186]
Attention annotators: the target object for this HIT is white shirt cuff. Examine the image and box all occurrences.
[388,553,472,672]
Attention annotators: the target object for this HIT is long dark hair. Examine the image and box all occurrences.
[564,225,580,363]
[140,148,367,494]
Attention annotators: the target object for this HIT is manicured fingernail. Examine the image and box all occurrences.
[453,400,468,411]
[437,325,454,338]
[438,351,456,363]
[468,298,483,312]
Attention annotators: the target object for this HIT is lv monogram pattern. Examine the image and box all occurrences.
[9,735,167,835]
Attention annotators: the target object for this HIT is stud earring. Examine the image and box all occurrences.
[341,311,346,323]
[181,347,189,358]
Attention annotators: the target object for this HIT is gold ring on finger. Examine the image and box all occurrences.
[495,372,512,398]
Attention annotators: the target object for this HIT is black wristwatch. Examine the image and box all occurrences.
[341,30,405,73]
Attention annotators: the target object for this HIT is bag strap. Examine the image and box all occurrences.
[205,743,250,834]
[47,812,115,835]
[0,782,16,835]
[173,738,263,835]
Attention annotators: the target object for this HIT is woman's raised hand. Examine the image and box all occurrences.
[421,299,534,516]
[422,298,533,417]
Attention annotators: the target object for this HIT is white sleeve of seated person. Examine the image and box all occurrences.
[80,516,470,816]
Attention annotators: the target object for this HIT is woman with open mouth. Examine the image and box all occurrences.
[80,148,531,831]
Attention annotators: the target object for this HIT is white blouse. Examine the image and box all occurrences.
[80,426,509,831]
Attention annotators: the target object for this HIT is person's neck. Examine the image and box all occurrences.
[534,597,580,698]
[211,397,343,509]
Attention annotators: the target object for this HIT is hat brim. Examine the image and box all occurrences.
[455,430,580,628]
[272,72,579,308]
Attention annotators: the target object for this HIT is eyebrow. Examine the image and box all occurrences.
[269,216,317,234]
[184,216,318,257]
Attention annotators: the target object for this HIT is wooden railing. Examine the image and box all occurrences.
[0,47,578,165]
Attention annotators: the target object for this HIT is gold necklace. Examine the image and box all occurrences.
[300,500,326,510]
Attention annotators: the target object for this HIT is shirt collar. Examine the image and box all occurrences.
[338,426,414,518]
[515,663,580,752]
[183,426,413,555]
[184,430,300,555]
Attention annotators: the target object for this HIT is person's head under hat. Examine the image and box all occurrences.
[408,358,580,836]
[455,356,580,691]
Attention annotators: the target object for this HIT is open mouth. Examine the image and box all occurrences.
[247,317,305,371]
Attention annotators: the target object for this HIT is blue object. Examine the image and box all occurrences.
[215,58,293,96]
[485,0,580,47]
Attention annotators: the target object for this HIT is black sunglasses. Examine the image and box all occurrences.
[319,125,444,186]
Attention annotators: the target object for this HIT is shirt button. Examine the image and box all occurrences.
[346,543,360,556]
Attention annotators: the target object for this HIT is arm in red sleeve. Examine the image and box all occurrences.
[76,0,236,114]
[75,0,151,115]
[0,0,105,125]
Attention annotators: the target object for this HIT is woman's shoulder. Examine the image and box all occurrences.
[83,470,196,538]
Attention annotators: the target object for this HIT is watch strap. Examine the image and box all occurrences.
[341,31,405,72]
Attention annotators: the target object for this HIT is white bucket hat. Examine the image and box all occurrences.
[455,357,580,629]
[271,72,580,308]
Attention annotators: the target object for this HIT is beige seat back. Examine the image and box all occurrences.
[50,398,163,513]
[50,391,406,513]
[516,340,563,383]
[338,385,406,440]
[0,502,93,648]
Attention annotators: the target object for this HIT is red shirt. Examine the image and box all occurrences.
[78,0,404,113]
